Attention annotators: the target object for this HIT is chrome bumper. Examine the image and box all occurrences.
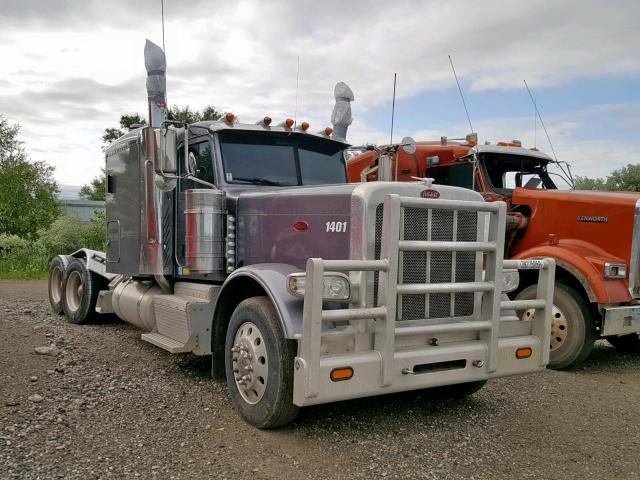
[292,194,555,407]
[602,305,640,336]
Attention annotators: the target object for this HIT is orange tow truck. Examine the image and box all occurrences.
[348,136,640,369]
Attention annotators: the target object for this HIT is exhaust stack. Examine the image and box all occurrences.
[331,82,354,141]
[144,39,167,127]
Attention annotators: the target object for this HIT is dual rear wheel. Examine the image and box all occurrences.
[47,256,104,324]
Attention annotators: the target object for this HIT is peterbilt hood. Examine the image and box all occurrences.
[236,182,484,269]
[512,187,640,264]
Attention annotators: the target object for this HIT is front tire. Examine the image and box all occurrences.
[607,334,640,353]
[48,255,72,314]
[61,258,104,324]
[516,282,597,370]
[225,297,299,428]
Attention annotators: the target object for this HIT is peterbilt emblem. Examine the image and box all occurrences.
[420,189,440,199]
[577,216,608,223]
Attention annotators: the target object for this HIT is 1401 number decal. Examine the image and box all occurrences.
[326,221,347,233]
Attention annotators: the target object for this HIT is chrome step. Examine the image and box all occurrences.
[141,332,192,353]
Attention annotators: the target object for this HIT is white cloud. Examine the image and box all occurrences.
[0,0,638,184]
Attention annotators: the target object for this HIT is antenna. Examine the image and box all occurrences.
[294,56,300,127]
[161,0,166,53]
[448,55,473,133]
[390,73,399,181]
[524,79,574,187]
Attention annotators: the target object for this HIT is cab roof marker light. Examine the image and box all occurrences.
[318,127,333,136]
[256,116,272,127]
[298,121,310,132]
[465,133,478,146]
[278,118,295,128]
[224,112,235,123]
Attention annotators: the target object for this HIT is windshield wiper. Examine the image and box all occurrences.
[231,177,287,186]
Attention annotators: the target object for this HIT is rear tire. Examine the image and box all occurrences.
[61,258,104,324]
[48,255,72,314]
[607,334,640,353]
[516,282,597,370]
[225,296,299,428]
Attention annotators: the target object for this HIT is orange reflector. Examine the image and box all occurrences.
[516,347,533,359]
[225,112,235,123]
[324,126,333,136]
[301,121,310,131]
[285,118,294,128]
[330,367,353,382]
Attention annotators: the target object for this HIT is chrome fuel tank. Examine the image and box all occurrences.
[184,189,225,272]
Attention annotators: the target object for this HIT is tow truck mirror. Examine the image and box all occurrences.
[401,136,417,155]
[188,151,198,176]
[158,126,178,174]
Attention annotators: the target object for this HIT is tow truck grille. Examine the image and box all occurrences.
[373,203,478,320]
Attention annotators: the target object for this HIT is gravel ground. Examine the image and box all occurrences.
[1,280,640,479]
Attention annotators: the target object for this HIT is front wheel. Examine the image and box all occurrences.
[607,334,640,353]
[225,297,299,428]
[516,282,597,370]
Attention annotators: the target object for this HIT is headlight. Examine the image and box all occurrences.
[287,272,352,302]
[604,262,627,279]
[502,269,520,293]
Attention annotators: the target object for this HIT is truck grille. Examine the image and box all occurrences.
[374,203,477,320]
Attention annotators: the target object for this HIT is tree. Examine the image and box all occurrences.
[574,164,640,192]
[101,113,147,145]
[79,167,106,201]
[101,107,222,147]
[0,115,61,239]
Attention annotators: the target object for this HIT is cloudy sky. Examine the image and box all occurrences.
[1,0,639,188]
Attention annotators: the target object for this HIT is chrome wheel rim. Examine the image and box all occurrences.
[522,304,568,351]
[50,266,63,304]
[65,271,84,314]
[231,322,268,404]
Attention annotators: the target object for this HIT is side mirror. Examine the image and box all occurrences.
[158,126,177,174]
[401,136,417,155]
[188,151,198,176]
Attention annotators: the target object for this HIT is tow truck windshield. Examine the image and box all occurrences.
[219,131,347,186]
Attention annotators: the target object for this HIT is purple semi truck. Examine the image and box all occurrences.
[47,41,555,428]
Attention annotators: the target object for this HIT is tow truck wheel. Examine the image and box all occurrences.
[48,255,72,314]
[225,296,299,428]
[61,258,103,324]
[606,334,640,353]
[516,282,597,370]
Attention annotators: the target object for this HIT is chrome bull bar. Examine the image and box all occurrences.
[295,194,555,403]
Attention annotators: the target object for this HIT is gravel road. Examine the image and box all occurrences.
[1,280,639,479]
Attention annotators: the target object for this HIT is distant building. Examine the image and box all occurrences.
[60,199,105,220]
[57,186,103,219]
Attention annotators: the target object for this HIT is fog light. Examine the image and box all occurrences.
[515,347,533,359]
[330,367,353,382]
[502,269,520,293]
[286,272,351,302]
[604,263,626,279]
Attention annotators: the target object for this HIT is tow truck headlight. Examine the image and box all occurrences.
[502,269,520,293]
[604,263,627,279]
[287,272,352,302]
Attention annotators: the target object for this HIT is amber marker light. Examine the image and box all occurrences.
[301,122,310,131]
[324,127,333,136]
[330,367,354,382]
[263,116,272,126]
[515,347,533,359]
[285,118,294,128]
[225,112,235,123]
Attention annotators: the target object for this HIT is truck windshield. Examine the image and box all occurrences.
[219,131,347,186]
[482,154,557,194]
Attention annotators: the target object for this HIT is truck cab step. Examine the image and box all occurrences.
[141,332,192,353]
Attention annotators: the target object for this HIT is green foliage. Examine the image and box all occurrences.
[0,213,106,280]
[79,167,106,201]
[167,104,222,124]
[101,113,147,146]
[0,115,61,239]
[574,164,640,192]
